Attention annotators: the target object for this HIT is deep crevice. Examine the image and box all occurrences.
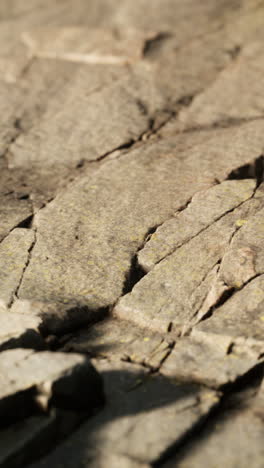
[9,228,37,307]
[143,32,171,58]
[227,154,264,187]
[16,214,34,229]
[122,254,146,296]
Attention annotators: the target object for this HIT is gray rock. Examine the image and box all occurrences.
[63,317,172,369]
[0,229,35,306]
[27,359,219,467]
[115,189,264,334]
[194,274,264,344]
[178,42,264,129]
[161,333,264,388]
[164,397,264,468]
[9,78,151,170]
[0,349,104,425]
[0,307,43,351]
[18,121,264,313]
[138,180,256,272]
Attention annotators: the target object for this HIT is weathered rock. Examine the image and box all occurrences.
[115,185,264,334]
[194,274,264,344]
[9,77,152,170]
[0,228,35,306]
[178,42,264,130]
[138,179,256,272]
[161,332,264,388]
[27,359,219,467]
[164,395,264,468]
[63,318,172,369]
[0,349,104,425]
[17,121,264,313]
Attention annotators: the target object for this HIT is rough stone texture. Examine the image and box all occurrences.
[11,299,102,336]
[63,318,172,369]
[0,349,104,423]
[0,308,43,351]
[27,360,219,467]
[0,2,264,467]
[163,388,264,468]
[17,121,264,312]
[178,42,264,130]
[138,179,256,272]
[115,181,264,334]
[161,333,264,388]
[0,229,35,306]
[194,274,264,344]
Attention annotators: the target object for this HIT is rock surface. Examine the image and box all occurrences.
[0,1,264,467]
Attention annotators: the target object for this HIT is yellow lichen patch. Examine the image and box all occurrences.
[143,337,150,342]
[260,316,264,322]
[235,219,248,227]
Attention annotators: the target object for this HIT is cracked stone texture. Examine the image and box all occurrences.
[0,229,35,306]
[62,317,172,369]
[28,360,220,467]
[115,179,264,334]
[138,179,256,272]
[163,386,264,468]
[0,1,264,467]
[16,121,264,313]
[161,332,264,388]
[0,349,104,422]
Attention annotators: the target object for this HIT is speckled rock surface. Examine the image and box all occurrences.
[0,2,263,467]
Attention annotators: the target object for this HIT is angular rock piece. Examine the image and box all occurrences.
[27,360,219,467]
[18,121,264,312]
[0,349,104,426]
[63,318,172,369]
[0,228,35,306]
[161,332,264,388]
[138,179,256,272]
[115,195,262,334]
